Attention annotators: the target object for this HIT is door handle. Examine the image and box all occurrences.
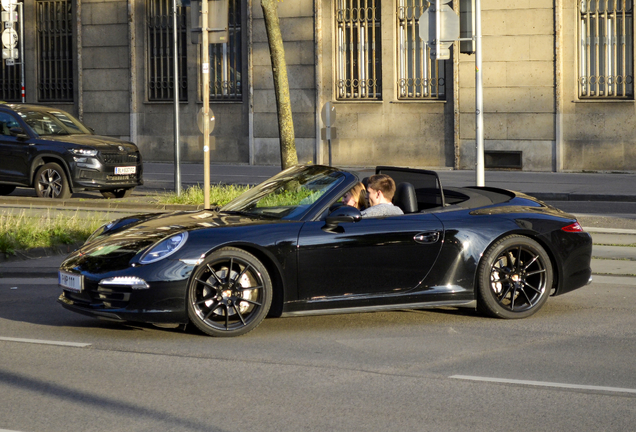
[414,231,440,244]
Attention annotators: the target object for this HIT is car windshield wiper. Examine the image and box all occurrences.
[220,210,280,220]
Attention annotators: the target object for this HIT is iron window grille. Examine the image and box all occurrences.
[1,57,22,102]
[335,0,382,100]
[36,0,73,102]
[397,0,444,99]
[146,0,187,102]
[578,0,634,99]
[207,0,242,101]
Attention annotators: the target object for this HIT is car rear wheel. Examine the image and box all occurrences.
[35,163,71,199]
[101,188,133,199]
[0,185,16,195]
[187,247,272,337]
[477,235,553,319]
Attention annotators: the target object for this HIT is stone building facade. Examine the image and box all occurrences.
[1,0,634,172]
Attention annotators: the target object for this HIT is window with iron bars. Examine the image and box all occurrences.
[579,0,634,99]
[36,0,73,102]
[206,0,242,101]
[397,0,444,99]
[1,55,22,103]
[146,0,187,102]
[335,0,382,100]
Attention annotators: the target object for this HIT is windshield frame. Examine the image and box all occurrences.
[13,106,93,137]
[220,165,351,221]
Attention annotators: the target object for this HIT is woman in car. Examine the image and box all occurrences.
[342,182,368,210]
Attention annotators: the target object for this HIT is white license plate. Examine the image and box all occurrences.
[59,271,83,292]
[114,166,136,175]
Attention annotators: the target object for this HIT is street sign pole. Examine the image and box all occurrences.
[173,0,181,196]
[475,0,484,187]
[202,0,211,209]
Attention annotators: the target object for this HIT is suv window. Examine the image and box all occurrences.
[0,112,20,136]
[18,109,91,136]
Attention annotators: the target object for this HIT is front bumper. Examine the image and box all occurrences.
[57,269,190,324]
[70,151,144,191]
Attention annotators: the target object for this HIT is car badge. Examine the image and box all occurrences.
[118,146,124,152]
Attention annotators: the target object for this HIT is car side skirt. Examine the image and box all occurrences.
[281,299,476,317]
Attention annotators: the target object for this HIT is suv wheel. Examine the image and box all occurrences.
[35,163,71,199]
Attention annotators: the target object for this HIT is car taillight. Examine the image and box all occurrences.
[562,222,584,232]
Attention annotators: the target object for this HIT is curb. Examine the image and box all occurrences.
[531,193,636,202]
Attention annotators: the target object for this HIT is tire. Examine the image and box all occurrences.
[187,247,273,337]
[35,163,71,199]
[477,235,553,319]
[0,185,16,195]
[101,188,134,199]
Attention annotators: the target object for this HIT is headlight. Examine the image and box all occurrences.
[70,148,98,157]
[73,156,101,169]
[139,232,189,264]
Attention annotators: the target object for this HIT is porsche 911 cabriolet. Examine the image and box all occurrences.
[58,165,593,337]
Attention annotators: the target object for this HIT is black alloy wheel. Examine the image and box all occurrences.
[477,235,553,319]
[187,247,272,337]
[0,185,16,195]
[101,188,133,199]
[35,162,71,199]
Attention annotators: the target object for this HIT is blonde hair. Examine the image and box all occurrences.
[347,182,368,210]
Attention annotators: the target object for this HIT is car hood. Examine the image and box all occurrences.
[61,210,285,272]
[42,134,139,151]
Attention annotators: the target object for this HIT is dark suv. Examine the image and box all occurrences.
[0,103,143,199]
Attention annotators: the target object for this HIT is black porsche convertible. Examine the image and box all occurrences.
[58,165,593,337]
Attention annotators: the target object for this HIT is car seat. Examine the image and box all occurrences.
[393,182,418,214]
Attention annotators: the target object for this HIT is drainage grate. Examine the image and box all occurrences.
[484,151,522,170]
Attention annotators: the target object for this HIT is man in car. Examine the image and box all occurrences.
[361,174,404,218]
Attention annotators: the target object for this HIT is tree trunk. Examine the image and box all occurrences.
[261,0,298,169]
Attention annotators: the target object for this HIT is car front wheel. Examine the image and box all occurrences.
[477,235,553,319]
[35,162,71,199]
[187,247,273,337]
[101,188,133,199]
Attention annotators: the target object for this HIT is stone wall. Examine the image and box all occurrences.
[560,1,636,171]
[81,0,131,139]
[458,0,556,171]
[317,0,455,169]
[251,0,316,165]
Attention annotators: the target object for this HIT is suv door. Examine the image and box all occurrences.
[0,111,31,185]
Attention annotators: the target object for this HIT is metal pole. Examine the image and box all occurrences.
[475,0,484,186]
[435,0,441,58]
[173,0,181,195]
[202,0,211,209]
[19,2,25,102]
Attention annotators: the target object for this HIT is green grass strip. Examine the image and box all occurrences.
[0,210,105,255]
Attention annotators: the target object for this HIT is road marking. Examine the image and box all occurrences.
[0,337,91,348]
[450,375,636,394]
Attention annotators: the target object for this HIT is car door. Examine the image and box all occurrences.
[296,213,444,300]
[0,112,31,184]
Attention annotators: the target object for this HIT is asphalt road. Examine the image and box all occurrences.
[0,275,635,432]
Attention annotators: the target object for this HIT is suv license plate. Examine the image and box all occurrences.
[59,271,83,292]
[115,166,136,175]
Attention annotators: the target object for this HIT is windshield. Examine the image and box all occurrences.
[16,108,92,136]
[221,165,344,220]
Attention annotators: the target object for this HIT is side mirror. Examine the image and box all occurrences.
[9,127,29,139]
[323,206,362,232]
